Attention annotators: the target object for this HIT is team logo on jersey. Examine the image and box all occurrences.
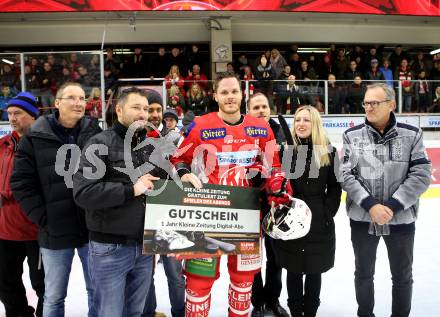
[245,126,267,138]
[200,128,226,140]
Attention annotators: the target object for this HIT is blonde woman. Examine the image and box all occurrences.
[273,105,341,317]
[165,65,185,96]
[186,83,208,116]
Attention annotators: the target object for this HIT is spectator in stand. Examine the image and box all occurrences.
[364,47,382,71]
[329,43,338,64]
[185,64,208,91]
[430,61,440,98]
[57,67,73,87]
[389,45,409,72]
[414,70,431,113]
[411,51,432,77]
[285,43,299,62]
[24,64,41,91]
[270,49,287,80]
[0,92,44,317]
[169,47,187,76]
[40,62,58,108]
[236,54,251,78]
[187,44,203,70]
[11,82,101,317]
[288,52,301,76]
[334,48,350,80]
[0,84,15,121]
[165,65,185,97]
[47,54,62,75]
[68,53,81,73]
[349,46,364,64]
[149,46,170,78]
[30,57,43,78]
[186,83,209,116]
[226,62,235,74]
[297,61,317,80]
[255,54,275,96]
[243,65,254,81]
[168,85,185,116]
[428,86,440,112]
[85,87,102,118]
[88,55,100,83]
[104,67,118,96]
[328,73,345,114]
[77,65,95,94]
[1,64,18,90]
[276,74,303,114]
[308,54,318,73]
[104,48,121,76]
[345,75,366,114]
[345,60,362,81]
[364,59,385,83]
[316,53,333,79]
[379,59,394,87]
[125,47,148,78]
[395,58,414,112]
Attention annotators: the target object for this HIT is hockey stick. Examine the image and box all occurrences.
[278,114,294,146]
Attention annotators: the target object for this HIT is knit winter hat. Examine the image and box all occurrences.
[7,92,39,118]
[163,108,178,121]
[146,90,163,107]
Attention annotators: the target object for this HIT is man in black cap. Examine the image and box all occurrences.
[0,92,45,317]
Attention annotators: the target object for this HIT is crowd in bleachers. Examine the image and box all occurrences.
[1,43,440,121]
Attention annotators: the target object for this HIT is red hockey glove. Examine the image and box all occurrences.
[265,172,293,207]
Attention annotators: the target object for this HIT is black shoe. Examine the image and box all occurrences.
[251,305,265,317]
[265,302,290,317]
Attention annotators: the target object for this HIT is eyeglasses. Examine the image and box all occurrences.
[58,96,86,103]
[361,100,390,109]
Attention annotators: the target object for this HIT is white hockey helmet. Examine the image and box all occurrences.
[263,197,312,240]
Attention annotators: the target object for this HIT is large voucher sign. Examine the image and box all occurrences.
[143,180,260,256]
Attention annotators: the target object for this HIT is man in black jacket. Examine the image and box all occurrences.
[73,87,160,317]
[11,82,101,317]
[247,93,289,317]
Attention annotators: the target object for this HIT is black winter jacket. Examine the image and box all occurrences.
[11,114,101,249]
[274,141,342,273]
[73,121,169,244]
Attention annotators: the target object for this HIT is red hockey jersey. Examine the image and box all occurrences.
[171,112,281,187]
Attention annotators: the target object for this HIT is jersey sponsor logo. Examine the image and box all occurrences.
[200,128,226,140]
[216,150,258,166]
[244,126,268,138]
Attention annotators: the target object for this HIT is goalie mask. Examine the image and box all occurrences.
[263,196,312,240]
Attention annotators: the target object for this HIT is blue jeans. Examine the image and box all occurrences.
[402,94,412,113]
[351,227,414,317]
[40,244,95,317]
[89,241,153,317]
[142,255,185,317]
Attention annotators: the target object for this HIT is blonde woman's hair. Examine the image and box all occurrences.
[292,105,331,167]
[168,85,180,96]
[168,65,181,77]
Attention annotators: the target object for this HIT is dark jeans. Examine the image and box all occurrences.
[142,255,185,317]
[351,227,415,317]
[251,236,282,307]
[0,239,45,317]
[286,272,321,317]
